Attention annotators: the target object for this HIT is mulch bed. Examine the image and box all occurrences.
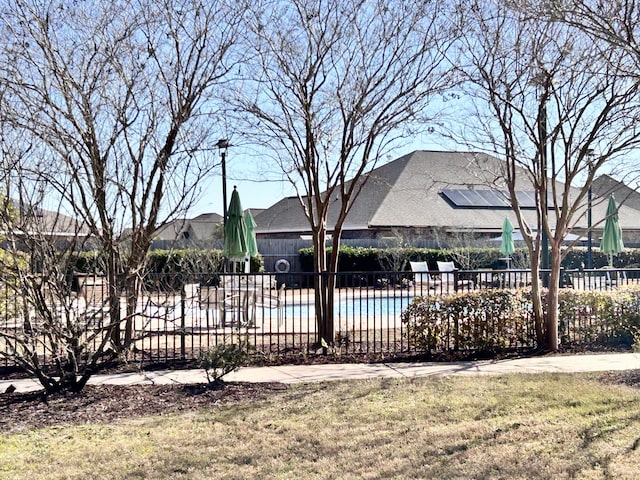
[0,382,288,435]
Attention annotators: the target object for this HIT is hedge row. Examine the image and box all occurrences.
[73,249,263,276]
[298,246,512,271]
[402,286,640,354]
[300,245,640,272]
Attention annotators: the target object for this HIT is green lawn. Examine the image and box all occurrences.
[2,373,640,479]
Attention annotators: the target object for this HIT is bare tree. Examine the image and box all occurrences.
[0,0,242,391]
[542,0,640,62]
[454,1,640,350]
[234,0,461,345]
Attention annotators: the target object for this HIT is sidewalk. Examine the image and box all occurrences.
[2,352,640,393]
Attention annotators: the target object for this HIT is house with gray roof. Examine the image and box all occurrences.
[153,213,223,249]
[254,150,640,246]
[591,174,640,211]
[152,210,265,249]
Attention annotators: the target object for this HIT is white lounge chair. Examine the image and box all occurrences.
[410,261,440,289]
[436,261,473,291]
[601,267,627,288]
[198,285,226,328]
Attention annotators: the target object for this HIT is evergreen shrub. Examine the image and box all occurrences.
[403,285,640,353]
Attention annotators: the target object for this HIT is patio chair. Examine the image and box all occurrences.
[198,285,226,328]
[201,281,260,328]
[410,261,437,288]
[78,276,109,329]
[436,261,473,291]
[254,283,286,326]
[602,267,627,287]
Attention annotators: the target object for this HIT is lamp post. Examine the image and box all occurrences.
[537,79,550,283]
[216,139,230,228]
[586,149,595,270]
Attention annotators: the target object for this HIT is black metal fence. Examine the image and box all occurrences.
[1,268,638,371]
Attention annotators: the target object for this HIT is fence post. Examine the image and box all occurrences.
[180,284,186,360]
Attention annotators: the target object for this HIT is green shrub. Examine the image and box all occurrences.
[72,248,264,277]
[299,245,529,272]
[71,248,266,291]
[300,245,640,272]
[0,249,28,319]
[557,286,640,348]
[402,289,535,354]
[198,342,250,384]
[403,286,640,353]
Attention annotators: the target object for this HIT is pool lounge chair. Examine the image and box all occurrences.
[410,261,440,289]
[436,261,473,292]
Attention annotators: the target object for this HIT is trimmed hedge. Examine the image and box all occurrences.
[558,287,640,348]
[70,249,264,291]
[402,285,640,354]
[72,248,263,276]
[402,289,535,353]
[301,245,640,272]
[299,246,520,272]
[562,248,640,269]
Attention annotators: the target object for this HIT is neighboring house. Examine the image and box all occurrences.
[153,213,223,249]
[148,150,640,271]
[152,210,265,249]
[0,203,92,254]
[254,150,640,246]
[35,207,91,240]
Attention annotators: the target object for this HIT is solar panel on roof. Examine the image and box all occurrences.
[477,189,509,207]
[440,189,544,209]
[515,191,538,208]
[464,190,491,207]
[440,189,469,206]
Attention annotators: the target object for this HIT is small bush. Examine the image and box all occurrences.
[198,343,250,384]
[402,289,535,354]
[557,286,640,348]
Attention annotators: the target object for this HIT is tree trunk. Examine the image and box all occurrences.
[107,248,122,349]
[313,228,329,348]
[123,274,142,350]
[529,252,546,348]
[545,243,563,352]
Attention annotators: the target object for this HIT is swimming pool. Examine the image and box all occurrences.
[281,294,415,320]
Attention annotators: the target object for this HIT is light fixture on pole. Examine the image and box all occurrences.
[216,139,231,228]
[586,149,595,270]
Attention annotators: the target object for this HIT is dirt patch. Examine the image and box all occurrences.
[599,370,640,389]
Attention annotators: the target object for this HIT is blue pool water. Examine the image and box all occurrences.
[281,295,414,319]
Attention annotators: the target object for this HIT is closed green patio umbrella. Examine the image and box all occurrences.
[500,217,515,268]
[223,186,248,271]
[244,209,259,269]
[600,195,624,266]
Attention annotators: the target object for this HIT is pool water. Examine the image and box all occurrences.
[281,295,414,319]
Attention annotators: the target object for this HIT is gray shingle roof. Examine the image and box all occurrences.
[255,151,526,234]
[254,150,640,237]
[592,175,640,211]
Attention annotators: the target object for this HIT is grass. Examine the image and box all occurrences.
[2,373,640,479]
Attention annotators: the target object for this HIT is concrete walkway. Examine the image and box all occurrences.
[2,352,640,393]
